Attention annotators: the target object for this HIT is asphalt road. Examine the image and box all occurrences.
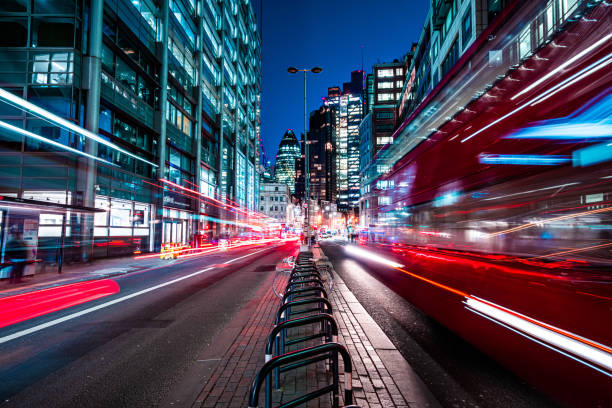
[320,239,558,408]
[0,242,297,407]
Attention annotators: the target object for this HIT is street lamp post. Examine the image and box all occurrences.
[288,66,322,248]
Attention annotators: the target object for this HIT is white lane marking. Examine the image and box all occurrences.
[0,247,272,345]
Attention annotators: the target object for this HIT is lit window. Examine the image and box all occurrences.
[377,69,394,78]
[377,135,393,144]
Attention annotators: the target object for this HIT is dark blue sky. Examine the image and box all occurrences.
[255,0,430,164]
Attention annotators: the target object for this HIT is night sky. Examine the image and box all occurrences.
[253,0,430,164]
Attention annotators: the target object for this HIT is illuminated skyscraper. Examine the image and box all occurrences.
[324,76,363,211]
[274,129,301,194]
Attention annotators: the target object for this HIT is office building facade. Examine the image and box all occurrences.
[359,60,406,227]
[323,80,362,211]
[0,0,261,265]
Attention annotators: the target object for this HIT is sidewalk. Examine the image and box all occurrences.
[0,253,178,299]
[189,245,440,407]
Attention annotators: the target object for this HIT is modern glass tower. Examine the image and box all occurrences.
[324,84,362,211]
[274,129,300,194]
[0,0,261,264]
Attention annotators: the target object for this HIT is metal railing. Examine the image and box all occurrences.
[265,313,339,404]
[248,342,353,408]
[248,251,356,407]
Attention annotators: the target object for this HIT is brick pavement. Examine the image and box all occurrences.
[192,247,439,408]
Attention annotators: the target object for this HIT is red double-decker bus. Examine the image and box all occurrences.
[366,1,612,405]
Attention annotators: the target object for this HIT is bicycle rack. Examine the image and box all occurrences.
[282,287,328,304]
[289,271,320,280]
[249,251,355,407]
[276,297,332,325]
[248,342,353,408]
[265,313,339,403]
[285,278,324,290]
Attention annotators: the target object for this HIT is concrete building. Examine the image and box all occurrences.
[0,0,261,265]
[259,182,290,224]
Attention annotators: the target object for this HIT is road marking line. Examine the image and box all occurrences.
[0,247,272,345]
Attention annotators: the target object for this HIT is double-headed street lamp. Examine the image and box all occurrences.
[288,66,322,248]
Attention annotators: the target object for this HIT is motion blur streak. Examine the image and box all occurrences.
[487,206,612,237]
[0,120,114,165]
[510,33,612,100]
[0,247,271,345]
[461,53,612,143]
[392,265,470,298]
[482,183,579,201]
[0,280,120,329]
[530,242,612,259]
[478,154,572,165]
[344,244,404,268]
[387,259,612,374]
[0,87,157,167]
[465,297,612,376]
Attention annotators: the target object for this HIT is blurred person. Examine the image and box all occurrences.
[6,229,29,284]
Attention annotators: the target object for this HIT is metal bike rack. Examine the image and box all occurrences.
[276,297,333,325]
[289,271,320,280]
[285,278,324,290]
[249,251,356,408]
[248,342,353,408]
[264,313,339,403]
[282,287,327,304]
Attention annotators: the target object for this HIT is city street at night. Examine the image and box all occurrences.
[1,0,611,406]
[0,242,297,407]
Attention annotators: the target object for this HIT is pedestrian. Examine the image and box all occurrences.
[5,229,29,284]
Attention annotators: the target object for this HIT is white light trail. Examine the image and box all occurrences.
[465,297,612,375]
[344,245,404,268]
[0,87,157,167]
[482,182,579,201]
[529,57,612,106]
[461,53,612,143]
[511,33,612,101]
[0,247,271,344]
[0,120,114,166]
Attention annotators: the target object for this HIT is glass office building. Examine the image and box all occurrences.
[0,0,261,265]
[274,129,300,194]
[324,87,362,211]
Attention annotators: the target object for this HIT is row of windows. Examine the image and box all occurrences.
[261,206,285,212]
[377,80,403,89]
[376,67,403,78]
[0,17,78,48]
[0,0,77,14]
[377,93,400,102]
[261,195,285,202]
[375,111,394,120]
[99,107,154,152]
[102,43,155,106]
